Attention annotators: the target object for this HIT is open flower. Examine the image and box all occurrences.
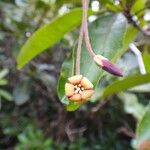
[65,75,94,103]
[94,55,123,77]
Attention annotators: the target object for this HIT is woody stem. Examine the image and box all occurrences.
[82,0,96,58]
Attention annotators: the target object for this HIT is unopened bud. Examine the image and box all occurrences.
[94,55,123,77]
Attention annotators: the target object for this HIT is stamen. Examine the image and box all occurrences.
[81,87,84,91]
[74,90,78,94]
[79,90,82,94]
[77,87,81,91]
[74,85,78,89]
[78,84,81,87]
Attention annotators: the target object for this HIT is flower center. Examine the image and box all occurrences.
[74,84,84,94]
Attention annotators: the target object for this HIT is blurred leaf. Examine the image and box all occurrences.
[0,89,13,101]
[125,0,136,8]
[13,80,30,105]
[143,50,150,73]
[57,53,74,105]
[136,104,150,147]
[57,39,76,105]
[15,124,53,150]
[0,79,8,85]
[0,69,9,80]
[114,26,138,61]
[106,3,122,12]
[79,14,127,86]
[58,14,130,110]
[123,26,138,50]
[129,83,150,93]
[131,0,146,13]
[17,8,93,69]
[102,73,150,98]
[66,101,80,111]
[119,92,145,120]
[56,0,81,8]
[117,52,138,76]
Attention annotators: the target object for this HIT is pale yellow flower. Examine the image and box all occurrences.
[65,75,94,103]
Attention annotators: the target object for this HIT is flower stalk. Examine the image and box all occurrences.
[82,0,96,58]
[65,0,123,103]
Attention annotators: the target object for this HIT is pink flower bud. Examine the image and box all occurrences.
[94,55,123,77]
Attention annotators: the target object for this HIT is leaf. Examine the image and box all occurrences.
[58,14,130,110]
[66,102,80,111]
[56,0,81,8]
[80,14,127,85]
[136,104,150,147]
[17,8,93,69]
[131,0,146,14]
[0,90,13,101]
[118,92,145,120]
[57,42,76,109]
[102,73,150,98]
[0,69,9,80]
[143,50,150,73]
[113,26,138,61]
[129,83,150,93]
[13,80,31,105]
[0,79,8,86]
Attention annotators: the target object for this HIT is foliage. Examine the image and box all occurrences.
[0,69,12,108]
[15,124,55,150]
[0,0,150,149]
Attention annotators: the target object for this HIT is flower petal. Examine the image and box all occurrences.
[68,75,83,85]
[80,77,93,89]
[69,94,81,102]
[65,83,74,97]
[81,90,94,100]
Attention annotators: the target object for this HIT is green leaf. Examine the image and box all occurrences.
[57,42,76,110]
[66,102,80,111]
[17,8,93,69]
[80,14,127,85]
[57,48,75,104]
[118,92,145,120]
[113,26,138,61]
[143,50,150,73]
[131,0,146,13]
[58,14,131,110]
[0,69,9,80]
[136,104,150,147]
[0,90,13,101]
[0,79,8,86]
[13,80,31,105]
[102,73,150,98]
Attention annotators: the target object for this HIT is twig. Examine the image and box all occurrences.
[82,0,96,58]
[122,6,150,37]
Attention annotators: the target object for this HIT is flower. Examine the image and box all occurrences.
[65,75,94,103]
[94,55,123,77]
